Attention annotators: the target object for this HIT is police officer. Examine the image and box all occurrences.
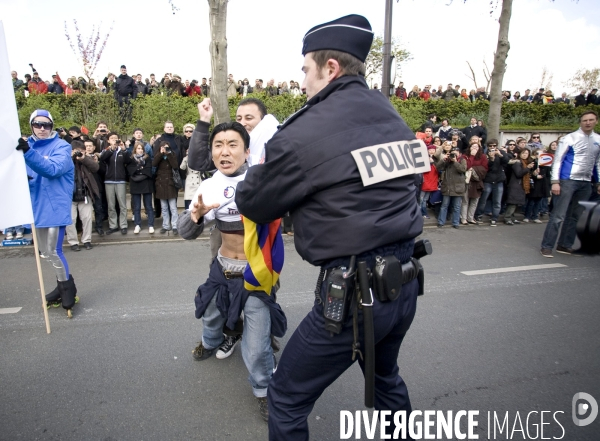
[236,14,425,440]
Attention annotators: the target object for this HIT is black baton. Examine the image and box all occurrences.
[357,260,375,408]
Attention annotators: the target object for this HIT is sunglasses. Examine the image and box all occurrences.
[32,121,53,130]
[508,143,516,146]
[184,130,193,133]
[488,144,497,147]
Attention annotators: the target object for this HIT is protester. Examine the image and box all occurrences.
[17,109,78,316]
[178,121,285,422]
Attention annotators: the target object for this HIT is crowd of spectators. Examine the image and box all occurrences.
[415,115,566,228]
[12,65,600,106]
[393,82,600,106]
[10,65,306,99]
[6,64,599,245]
[4,118,201,248]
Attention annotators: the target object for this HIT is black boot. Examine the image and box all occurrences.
[45,279,61,308]
[59,275,78,310]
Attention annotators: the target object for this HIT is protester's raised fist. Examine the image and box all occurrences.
[198,98,213,123]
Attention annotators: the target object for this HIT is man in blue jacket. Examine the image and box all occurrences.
[16,109,79,317]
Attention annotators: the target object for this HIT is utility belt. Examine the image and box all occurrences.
[315,239,432,408]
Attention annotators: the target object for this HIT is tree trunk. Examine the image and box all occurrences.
[208,0,230,124]
[487,0,512,142]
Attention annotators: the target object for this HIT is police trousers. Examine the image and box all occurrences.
[267,278,419,441]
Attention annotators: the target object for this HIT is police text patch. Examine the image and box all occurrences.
[350,140,430,186]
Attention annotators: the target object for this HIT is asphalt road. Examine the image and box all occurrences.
[0,223,599,441]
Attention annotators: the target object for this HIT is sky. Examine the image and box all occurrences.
[1,0,599,95]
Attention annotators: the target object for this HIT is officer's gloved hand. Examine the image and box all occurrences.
[16,138,30,154]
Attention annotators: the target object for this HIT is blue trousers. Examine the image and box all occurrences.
[475,182,504,221]
[541,180,592,250]
[438,195,462,226]
[267,279,419,441]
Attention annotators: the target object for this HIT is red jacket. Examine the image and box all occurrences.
[419,90,430,101]
[28,79,48,94]
[55,74,79,96]
[421,163,439,191]
[465,153,489,171]
[185,85,201,97]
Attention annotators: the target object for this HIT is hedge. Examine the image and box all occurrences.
[15,92,600,137]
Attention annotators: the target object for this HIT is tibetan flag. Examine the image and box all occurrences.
[242,216,284,294]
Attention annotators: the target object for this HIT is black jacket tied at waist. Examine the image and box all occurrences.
[195,258,287,338]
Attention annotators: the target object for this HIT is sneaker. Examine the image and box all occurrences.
[452,225,459,229]
[423,215,430,219]
[105,228,119,235]
[257,397,269,422]
[540,248,553,258]
[160,228,168,234]
[192,341,214,361]
[173,229,178,236]
[437,224,443,228]
[556,245,574,255]
[215,335,241,359]
[522,218,530,223]
[16,232,24,239]
[134,225,141,234]
[490,220,497,227]
[83,242,93,250]
[505,220,514,225]
[149,227,155,234]
[5,232,14,240]
[513,219,521,224]
[70,244,80,251]
[533,219,542,224]
[121,228,127,235]
[467,220,478,225]
[272,354,278,373]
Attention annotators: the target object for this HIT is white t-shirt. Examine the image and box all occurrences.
[191,170,246,224]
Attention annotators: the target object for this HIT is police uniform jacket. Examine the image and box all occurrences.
[236,75,423,267]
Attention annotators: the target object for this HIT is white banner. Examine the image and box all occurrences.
[0,21,34,231]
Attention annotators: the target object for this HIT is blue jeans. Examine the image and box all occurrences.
[160,198,178,230]
[202,293,273,398]
[132,193,155,227]
[419,191,432,216]
[476,182,504,221]
[438,195,462,226]
[540,196,549,214]
[524,197,542,220]
[541,180,592,250]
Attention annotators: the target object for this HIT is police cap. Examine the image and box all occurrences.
[302,14,374,63]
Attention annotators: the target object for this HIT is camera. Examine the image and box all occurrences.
[74,150,84,158]
[56,127,66,133]
[99,129,107,133]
